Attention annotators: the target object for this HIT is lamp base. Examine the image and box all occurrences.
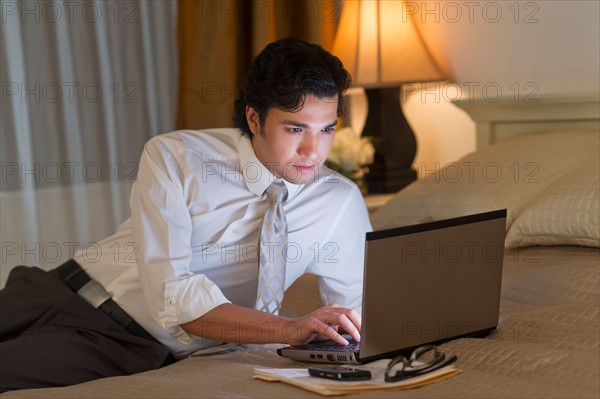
[364,165,417,193]
[362,86,417,194]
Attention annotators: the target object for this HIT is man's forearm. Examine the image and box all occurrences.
[180,302,361,346]
[180,303,296,344]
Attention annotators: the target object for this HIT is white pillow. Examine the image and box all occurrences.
[505,154,599,248]
[371,131,600,233]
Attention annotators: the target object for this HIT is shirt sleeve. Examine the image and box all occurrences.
[131,137,231,344]
[306,184,372,316]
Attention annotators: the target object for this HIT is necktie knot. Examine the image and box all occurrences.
[265,180,287,203]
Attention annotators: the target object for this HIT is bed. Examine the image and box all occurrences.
[3,94,599,398]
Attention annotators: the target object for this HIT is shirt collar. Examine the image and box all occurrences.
[238,135,302,201]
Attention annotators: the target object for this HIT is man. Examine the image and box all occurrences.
[0,38,371,391]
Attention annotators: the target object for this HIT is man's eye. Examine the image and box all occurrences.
[322,127,335,134]
[288,127,303,133]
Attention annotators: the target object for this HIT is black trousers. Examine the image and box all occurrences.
[0,265,172,393]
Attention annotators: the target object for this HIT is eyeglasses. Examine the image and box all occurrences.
[384,345,458,383]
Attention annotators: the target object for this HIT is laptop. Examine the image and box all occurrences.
[277,209,507,364]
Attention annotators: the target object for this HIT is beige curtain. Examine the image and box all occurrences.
[1,0,178,287]
[176,0,340,130]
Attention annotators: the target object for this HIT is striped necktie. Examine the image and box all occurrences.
[256,180,288,314]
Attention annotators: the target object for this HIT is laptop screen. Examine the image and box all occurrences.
[359,209,507,361]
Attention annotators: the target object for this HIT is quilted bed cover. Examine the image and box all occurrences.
[3,245,599,398]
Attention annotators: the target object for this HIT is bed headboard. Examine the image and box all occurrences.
[453,93,600,148]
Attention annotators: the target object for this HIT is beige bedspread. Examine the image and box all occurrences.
[3,246,599,398]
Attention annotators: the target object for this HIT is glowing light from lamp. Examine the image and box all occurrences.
[332,0,446,87]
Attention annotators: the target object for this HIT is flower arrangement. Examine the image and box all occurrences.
[326,127,375,193]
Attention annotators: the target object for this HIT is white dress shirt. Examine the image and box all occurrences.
[74,129,372,359]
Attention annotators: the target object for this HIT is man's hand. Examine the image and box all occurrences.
[282,303,361,346]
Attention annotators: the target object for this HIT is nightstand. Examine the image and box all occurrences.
[363,193,394,215]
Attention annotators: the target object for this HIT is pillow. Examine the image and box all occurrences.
[371,131,600,234]
[505,154,599,248]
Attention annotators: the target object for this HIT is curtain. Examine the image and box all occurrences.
[0,0,178,287]
[176,0,341,130]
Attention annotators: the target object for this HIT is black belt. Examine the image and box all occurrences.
[51,260,159,344]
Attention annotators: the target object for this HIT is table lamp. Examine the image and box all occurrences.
[332,0,447,193]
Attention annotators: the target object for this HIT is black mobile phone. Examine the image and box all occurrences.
[308,366,372,381]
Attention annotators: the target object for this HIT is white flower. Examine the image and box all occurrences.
[327,127,374,174]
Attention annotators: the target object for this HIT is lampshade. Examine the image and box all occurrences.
[332,0,446,88]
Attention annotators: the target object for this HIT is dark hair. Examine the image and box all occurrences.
[234,38,352,138]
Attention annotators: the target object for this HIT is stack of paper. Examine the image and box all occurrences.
[253,359,461,396]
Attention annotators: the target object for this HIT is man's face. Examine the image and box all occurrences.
[246,94,338,185]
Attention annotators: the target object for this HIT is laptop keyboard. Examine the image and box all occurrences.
[301,337,360,352]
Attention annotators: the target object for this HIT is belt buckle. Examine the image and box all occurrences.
[77,279,112,308]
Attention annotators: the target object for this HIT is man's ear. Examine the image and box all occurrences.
[245,106,259,136]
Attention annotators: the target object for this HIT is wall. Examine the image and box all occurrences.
[417,0,599,95]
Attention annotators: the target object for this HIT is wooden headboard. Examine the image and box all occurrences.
[453,93,600,148]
